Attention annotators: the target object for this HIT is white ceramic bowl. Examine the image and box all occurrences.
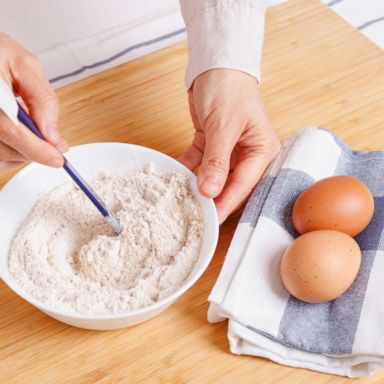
[0,143,219,330]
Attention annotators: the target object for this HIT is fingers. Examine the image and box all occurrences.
[0,34,67,169]
[0,142,27,162]
[185,68,282,224]
[10,49,65,148]
[0,161,25,173]
[197,121,239,198]
[215,150,278,224]
[0,111,64,167]
[178,143,203,170]
[179,96,205,170]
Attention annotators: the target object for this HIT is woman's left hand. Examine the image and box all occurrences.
[179,69,280,224]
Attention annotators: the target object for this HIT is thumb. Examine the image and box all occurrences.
[12,53,67,150]
[198,126,236,198]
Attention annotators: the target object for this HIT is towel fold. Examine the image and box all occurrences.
[208,127,384,378]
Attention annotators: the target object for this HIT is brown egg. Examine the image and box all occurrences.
[292,175,374,237]
[280,230,361,303]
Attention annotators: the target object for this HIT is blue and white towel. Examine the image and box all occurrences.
[208,127,384,378]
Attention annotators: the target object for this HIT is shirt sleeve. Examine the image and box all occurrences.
[179,0,267,89]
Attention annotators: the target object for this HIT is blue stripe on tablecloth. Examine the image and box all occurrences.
[333,138,384,250]
[277,249,376,354]
[327,0,345,7]
[49,28,186,84]
[240,175,276,228]
[254,168,314,235]
[358,17,384,30]
[355,197,384,251]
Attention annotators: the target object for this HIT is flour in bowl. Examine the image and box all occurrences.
[8,166,204,314]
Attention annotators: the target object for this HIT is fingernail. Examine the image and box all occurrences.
[202,178,222,197]
[47,124,61,144]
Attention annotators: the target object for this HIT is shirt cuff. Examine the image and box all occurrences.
[181,0,267,89]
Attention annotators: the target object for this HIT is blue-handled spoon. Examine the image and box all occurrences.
[17,102,122,235]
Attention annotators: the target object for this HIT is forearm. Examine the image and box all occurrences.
[179,0,267,88]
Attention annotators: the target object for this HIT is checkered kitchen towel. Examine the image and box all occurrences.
[208,127,384,378]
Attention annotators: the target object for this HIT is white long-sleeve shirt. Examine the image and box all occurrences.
[181,0,266,88]
[0,0,268,88]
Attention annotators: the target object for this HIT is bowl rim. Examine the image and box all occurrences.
[1,142,219,320]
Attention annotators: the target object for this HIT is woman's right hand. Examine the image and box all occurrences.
[0,32,67,173]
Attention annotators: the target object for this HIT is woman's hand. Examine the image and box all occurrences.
[0,32,67,172]
[179,69,280,224]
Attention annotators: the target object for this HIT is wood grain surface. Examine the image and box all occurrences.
[2,0,384,383]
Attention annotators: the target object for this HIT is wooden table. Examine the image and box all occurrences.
[2,0,384,382]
